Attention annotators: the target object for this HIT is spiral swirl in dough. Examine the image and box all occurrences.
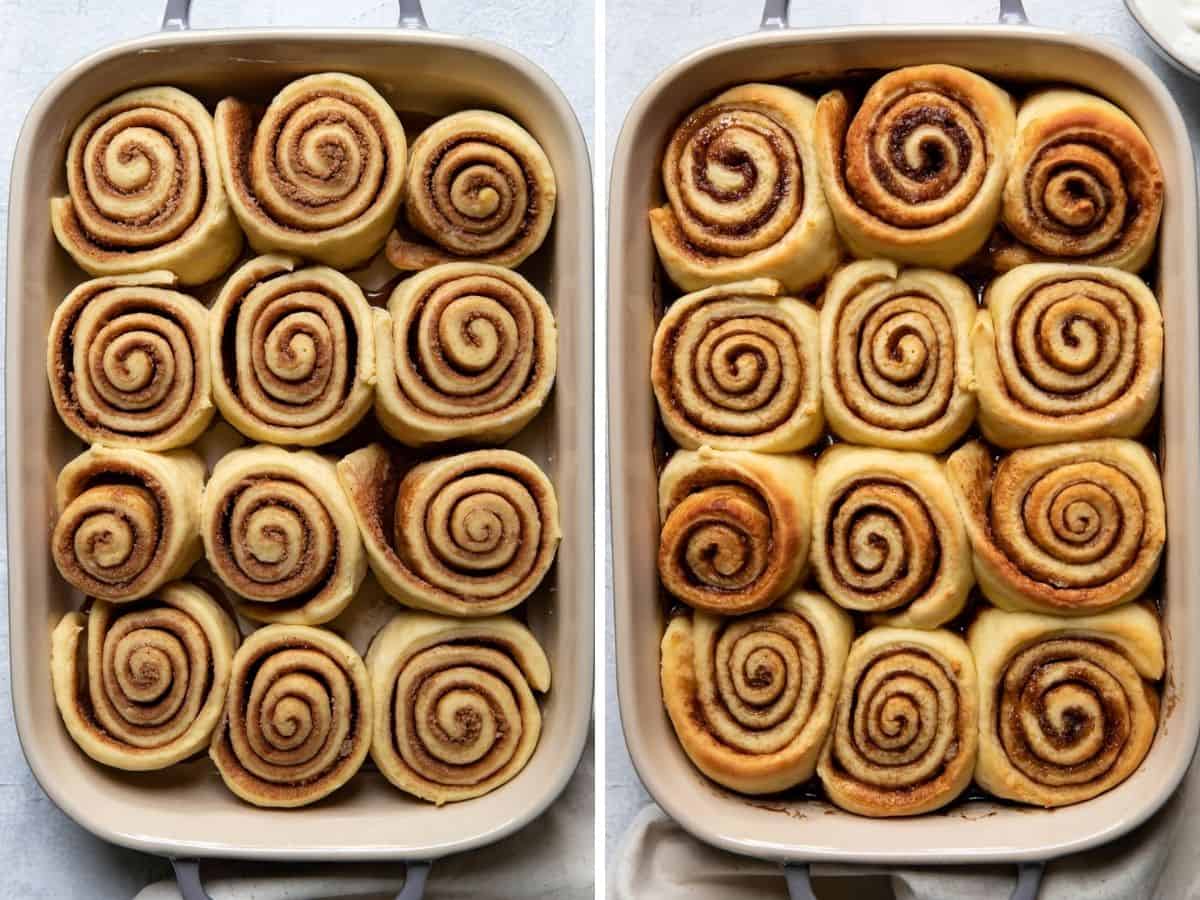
[50,581,239,771]
[202,445,366,625]
[648,84,838,294]
[994,90,1164,273]
[337,444,561,616]
[46,271,213,451]
[660,591,852,795]
[209,624,372,808]
[812,446,973,629]
[366,611,550,804]
[375,263,557,446]
[813,65,1016,269]
[210,254,376,446]
[52,446,204,603]
[817,627,978,817]
[947,439,1165,615]
[657,447,812,616]
[974,264,1163,447]
[214,72,406,270]
[819,260,977,452]
[387,111,556,271]
[970,603,1163,807]
[50,86,242,285]
[651,278,822,452]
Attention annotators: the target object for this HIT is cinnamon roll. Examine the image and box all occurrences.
[47,272,214,451]
[651,278,822,453]
[974,264,1163,447]
[970,603,1163,807]
[811,446,973,629]
[386,111,556,271]
[210,624,372,808]
[50,581,238,771]
[375,263,557,446]
[366,611,550,804]
[817,627,978,817]
[52,446,204,602]
[214,73,407,270]
[201,445,367,625]
[337,444,561,616]
[648,84,839,294]
[993,90,1164,273]
[947,439,1165,615]
[658,447,812,615]
[813,65,1016,269]
[660,591,853,794]
[820,259,977,452]
[50,86,242,285]
[210,255,376,446]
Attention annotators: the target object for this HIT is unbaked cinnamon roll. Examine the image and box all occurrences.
[660,591,852,794]
[337,444,560,616]
[50,580,239,771]
[52,446,204,602]
[820,259,977,452]
[817,627,978,817]
[201,445,366,625]
[658,447,812,615]
[970,603,1163,807]
[375,263,557,446]
[50,86,242,285]
[974,264,1163,447]
[386,111,556,271]
[651,278,822,453]
[366,611,550,804]
[648,84,839,294]
[47,272,214,451]
[993,90,1164,273]
[947,439,1165,615]
[214,72,406,270]
[210,255,376,446]
[813,65,1016,269]
[210,624,372,808]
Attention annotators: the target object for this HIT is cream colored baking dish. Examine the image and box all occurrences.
[608,0,1199,883]
[5,0,593,878]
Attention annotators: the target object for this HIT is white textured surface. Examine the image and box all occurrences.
[602,0,1200,875]
[0,1,592,897]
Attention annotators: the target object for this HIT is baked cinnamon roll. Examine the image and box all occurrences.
[210,255,376,446]
[993,90,1164,272]
[386,111,556,271]
[658,447,812,615]
[50,580,239,770]
[651,278,823,453]
[50,86,242,285]
[974,264,1163,447]
[210,624,372,808]
[375,263,557,446]
[819,260,977,452]
[813,65,1016,268]
[366,611,550,804]
[337,444,560,616]
[947,439,1165,615]
[52,446,204,603]
[47,272,213,451]
[649,84,839,293]
[660,591,853,794]
[970,603,1163,807]
[214,73,406,270]
[817,627,978,817]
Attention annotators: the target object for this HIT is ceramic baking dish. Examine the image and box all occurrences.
[608,1,1199,895]
[5,0,593,894]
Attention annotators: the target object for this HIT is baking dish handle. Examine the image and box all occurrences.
[395,860,432,900]
[160,0,428,30]
[758,0,1029,27]
[168,859,434,899]
[784,861,1046,899]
